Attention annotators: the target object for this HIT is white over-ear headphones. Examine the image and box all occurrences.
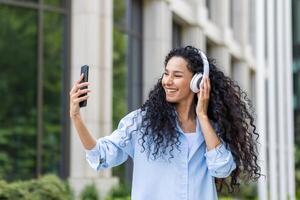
[190,50,210,93]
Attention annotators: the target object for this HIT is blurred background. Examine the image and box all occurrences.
[0,0,299,199]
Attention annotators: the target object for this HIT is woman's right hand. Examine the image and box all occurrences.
[69,74,91,119]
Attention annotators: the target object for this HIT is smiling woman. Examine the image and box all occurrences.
[70,45,261,200]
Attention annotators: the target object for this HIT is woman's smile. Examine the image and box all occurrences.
[165,88,178,94]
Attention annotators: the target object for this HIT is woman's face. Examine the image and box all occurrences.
[162,56,194,103]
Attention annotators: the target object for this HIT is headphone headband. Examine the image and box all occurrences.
[198,50,209,77]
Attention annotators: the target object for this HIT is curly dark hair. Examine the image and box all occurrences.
[126,46,261,193]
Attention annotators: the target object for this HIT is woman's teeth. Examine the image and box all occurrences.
[167,89,177,93]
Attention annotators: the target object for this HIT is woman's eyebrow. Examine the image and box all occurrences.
[164,69,184,74]
[174,71,184,74]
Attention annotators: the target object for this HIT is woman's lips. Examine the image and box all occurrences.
[165,88,178,94]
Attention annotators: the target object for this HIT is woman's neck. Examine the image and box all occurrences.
[175,101,196,122]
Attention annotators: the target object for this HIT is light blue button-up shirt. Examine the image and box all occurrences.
[85,109,236,200]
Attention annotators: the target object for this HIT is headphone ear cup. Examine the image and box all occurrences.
[190,73,203,93]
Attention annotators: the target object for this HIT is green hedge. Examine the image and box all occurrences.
[104,183,130,200]
[0,174,72,200]
[80,184,99,200]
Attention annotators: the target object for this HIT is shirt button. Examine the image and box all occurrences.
[99,158,105,164]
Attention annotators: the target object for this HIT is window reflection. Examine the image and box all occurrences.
[0,1,67,180]
[0,5,38,180]
[112,0,128,185]
[42,11,63,175]
[44,0,63,7]
[172,21,182,48]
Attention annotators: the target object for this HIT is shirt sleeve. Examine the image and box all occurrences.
[85,110,140,171]
[204,143,236,178]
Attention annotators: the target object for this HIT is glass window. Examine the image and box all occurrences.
[229,0,234,28]
[293,59,300,110]
[250,70,256,104]
[127,0,143,111]
[230,0,240,41]
[206,0,211,19]
[112,0,143,189]
[42,11,63,175]
[293,0,300,45]
[0,0,69,180]
[16,0,38,2]
[249,0,256,55]
[113,0,127,129]
[112,0,129,186]
[0,5,38,180]
[44,0,63,7]
[172,21,182,48]
[292,0,300,144]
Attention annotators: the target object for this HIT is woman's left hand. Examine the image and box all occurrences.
[196,76,211,118]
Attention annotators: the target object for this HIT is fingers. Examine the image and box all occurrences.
[77,82,90,89]
[70,81,90,96]
[70,89,91,109]
[205,76,211,91]
[199,76,210,99]
[69,75,91,107]
[71,89,91,99]
[72,94,90,104]
[77,73,84,84]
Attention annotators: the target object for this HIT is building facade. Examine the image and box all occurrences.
[0,0,296,199]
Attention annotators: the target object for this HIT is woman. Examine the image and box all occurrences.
[69,46,261,200]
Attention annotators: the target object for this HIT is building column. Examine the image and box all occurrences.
[255,0,268,199]
[69,0,118,199]
[143,0,172,100]
[276,0,296,199]
[210,0,229,29]
[206,0,231,76]
[276,0,288,199]
[231,0,249,45]
[267,0,278,199]
[182,26,206,51]
[232,61,249,93]
[208,46,231,77]
[241,0,249,46]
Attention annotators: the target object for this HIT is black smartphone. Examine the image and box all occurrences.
[79,65,89,107]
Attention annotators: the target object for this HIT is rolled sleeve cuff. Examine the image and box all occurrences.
[204,143,226,160]
[204,143,236,178]
[85,142,106,171]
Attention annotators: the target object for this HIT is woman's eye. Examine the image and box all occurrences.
[174,75,182,77]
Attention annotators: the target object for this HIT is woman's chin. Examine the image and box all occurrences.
[165,97,178,103]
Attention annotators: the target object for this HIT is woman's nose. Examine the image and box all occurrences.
[165,75,173,85]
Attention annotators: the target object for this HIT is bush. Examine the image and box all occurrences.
[104,183,131,200]
[0,174,72,200]
[80,184,99,200]
[219,198,233,200]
